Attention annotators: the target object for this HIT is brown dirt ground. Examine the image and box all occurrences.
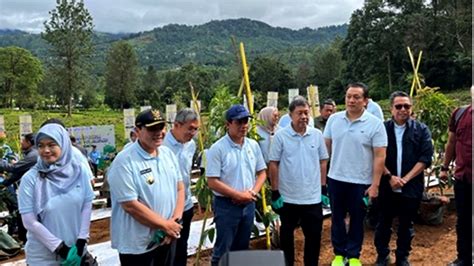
[3,209,458,265]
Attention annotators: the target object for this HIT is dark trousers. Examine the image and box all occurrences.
[453,179,472,263]
[91,163,98,177]
[119,243,174,266]
[211,196,255,266]
[374,192,420,260]
[173,207,194,266]
[280,202,323,266]
[328,178,368,259]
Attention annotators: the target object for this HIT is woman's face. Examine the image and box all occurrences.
[38,137,62,164]
[271,110,279,125]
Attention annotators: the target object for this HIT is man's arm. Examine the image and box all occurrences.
[121,200,182,237]
[268,161,279,191]
[251,169,267,194]
[207,177,254,203]
[172,181,185,220]
[367,146,386,198]
[401,162,427,183]
[440,131,456,180]
[0,154,37,186]
[324,138,332,158]
[320,159,328,186]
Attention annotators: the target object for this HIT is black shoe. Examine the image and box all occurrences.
[447,259,466,266]
[375,255,390,266]
[396,257,411,266]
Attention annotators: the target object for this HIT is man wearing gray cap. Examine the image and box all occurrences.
[206,104,267,266]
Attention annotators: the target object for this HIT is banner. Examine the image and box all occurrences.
[123,108,135,139]
[267,91,278,108]
[288,88,299,105]
[68,125,115,153]
[19,115,32,138]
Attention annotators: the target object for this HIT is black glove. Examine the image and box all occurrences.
[321,185,328,196]
[76,238,87,257]
[55,241,71,259]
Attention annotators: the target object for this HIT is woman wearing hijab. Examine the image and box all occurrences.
[257,106,279,164]
[18,123,95,265]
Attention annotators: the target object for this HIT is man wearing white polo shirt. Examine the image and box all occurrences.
[269,97,329,266]
[108,109,184,266]
[324,82,387,266]
[206,104,267,266]
[163,108,200,266]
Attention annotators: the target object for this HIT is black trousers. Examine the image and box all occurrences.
[453,179,472,263]
[280,202,323,266]
[374,191,420,260]
[119,243,174,266]
[173,207,194,266]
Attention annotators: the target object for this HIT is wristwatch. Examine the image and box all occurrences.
[440,165,449,171]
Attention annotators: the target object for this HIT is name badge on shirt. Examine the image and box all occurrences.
[140,168,154,185]
[140,168,152,175]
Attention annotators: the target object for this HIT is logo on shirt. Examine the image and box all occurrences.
[146,176,155,185]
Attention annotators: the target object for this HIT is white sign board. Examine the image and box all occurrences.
[0,116,4,132]
[166,104,177,123]
[68,125,115,153]
[288,88,299,105]
[123,108,135,139]
[267,91,278,108]
[19,115,32,137]
[140,106,152,112]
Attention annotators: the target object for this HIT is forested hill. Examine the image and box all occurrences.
[0,19,347,70]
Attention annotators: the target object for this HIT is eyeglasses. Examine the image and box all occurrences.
[394,104,412,110]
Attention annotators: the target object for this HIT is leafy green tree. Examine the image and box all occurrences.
[249,56,295,96]
[104,41,139,109]
[0,46,43,108]
[137,65,160,106]
[42,0,94,116]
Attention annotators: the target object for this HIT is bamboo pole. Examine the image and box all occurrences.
[407,47,423,97]
[239,42,271,250]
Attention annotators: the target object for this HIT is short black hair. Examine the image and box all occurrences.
[320,98,336,109]
[24,133,35,146]
[346,82,369,98]
[289,96,309,112]
[41,118,66,128]
[389,91,411,105]
[70,135,77,143]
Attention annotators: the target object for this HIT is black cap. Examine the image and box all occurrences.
[135,109,166,128]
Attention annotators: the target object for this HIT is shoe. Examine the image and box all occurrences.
[375,255,390,266]
[348,258,362,266]
[331,255,346,266]
[447,259,466,266]
[396,257,411,266]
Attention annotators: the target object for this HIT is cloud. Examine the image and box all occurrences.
[0,0,364,33]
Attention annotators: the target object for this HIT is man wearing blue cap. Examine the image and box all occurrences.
[206,104,267,266]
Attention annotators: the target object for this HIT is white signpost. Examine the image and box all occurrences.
[19,115,32,138]
[123,108,135,139]
[140,106,152,112]
[288,88,299,105]
[267,91,278,108]
[166,104,177,123]
[68,125,115,153]
[0,115,4,133]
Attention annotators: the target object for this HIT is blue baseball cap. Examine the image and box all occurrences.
[226,104,252,121]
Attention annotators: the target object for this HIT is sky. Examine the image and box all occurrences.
[0,0,364,33]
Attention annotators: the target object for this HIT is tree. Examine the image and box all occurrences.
[137,65,160,106]
[104,41,139,109]
[42,0,94,116]
[0,46,43,108]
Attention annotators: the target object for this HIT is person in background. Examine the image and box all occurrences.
[123,128,138,150]
[108,109,184,265]
[206,104,267,266]
[314,99,336,132]
[374,91,433,266]
[324,82,387,266]
[18,123,95,265]
[0,131,18,163]
[269,97,328,265]
[256,106,279,164]
[439,86,473,266]
[366,98,384,121]
[70,135,88,158]
[163,108,200,266]
[88,145,101,178]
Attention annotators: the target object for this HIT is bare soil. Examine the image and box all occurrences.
[3,209,457,265]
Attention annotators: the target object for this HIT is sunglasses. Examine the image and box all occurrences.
[394,104,412,110]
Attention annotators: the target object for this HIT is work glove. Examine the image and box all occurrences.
[75,238,87,257]
[271,190,284,214]
[321,185,330,207]
[147,229,166,249]
[56,242,81,266]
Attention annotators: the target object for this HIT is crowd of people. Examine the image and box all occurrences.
[0,83,471,266]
